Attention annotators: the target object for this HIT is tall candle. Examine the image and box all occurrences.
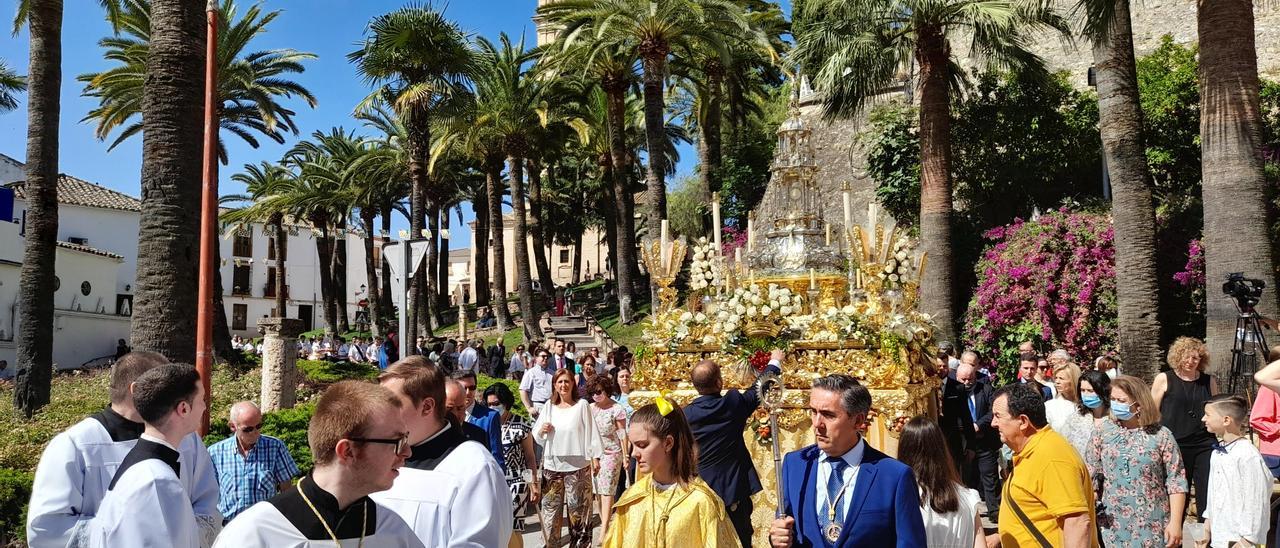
[842,189,852,230]
[747,217,755,251]
[711,192,722,253]
[660,219,670,270]
[869,203,878,232]
[825,224,832,246]
[810,268,817,289]
[734,247,742,269]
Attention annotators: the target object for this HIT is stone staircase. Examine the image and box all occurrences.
[547,314,611,353]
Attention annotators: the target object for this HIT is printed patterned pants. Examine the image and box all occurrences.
[540,466,593,548]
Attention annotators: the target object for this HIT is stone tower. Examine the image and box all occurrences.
[533,0,559,47]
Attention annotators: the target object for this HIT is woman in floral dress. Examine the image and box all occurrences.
[484,383,539,529]
[1087,375,1187,548]
[589,375,628,538]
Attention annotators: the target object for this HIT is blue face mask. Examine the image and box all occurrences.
[1112,401,1135,421]
[1081,393,1103,409]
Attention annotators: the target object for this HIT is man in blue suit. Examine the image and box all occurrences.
[454,370,504,469]
[685,349,784,547]
[768,375,927,548]
[1017,353,1054,402]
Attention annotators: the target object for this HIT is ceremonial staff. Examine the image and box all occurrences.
[758,371,786,517]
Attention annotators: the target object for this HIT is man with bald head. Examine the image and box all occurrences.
[443,379,492,450]
[941,358,1002,523]
[685,349,784,547]
[207,401,300,522]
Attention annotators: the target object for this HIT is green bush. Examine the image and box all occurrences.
[0,468,33,545]
[296,359,378,383]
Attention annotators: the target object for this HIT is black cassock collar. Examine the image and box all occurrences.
[108,438,180,490]
[90,406,144,442]
[269,475,378,540]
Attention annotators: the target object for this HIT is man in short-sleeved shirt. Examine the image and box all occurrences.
[208,402,300,522]
[518,350,554,418]
[992,384,1096,548]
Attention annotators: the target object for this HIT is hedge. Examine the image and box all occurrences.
[0,468,32,546]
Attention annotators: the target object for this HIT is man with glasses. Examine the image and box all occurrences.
[208,401,300,522]
[213,381,422,547]
[371,357,512,547]
[454,371,504,468]
[519,349,555,419]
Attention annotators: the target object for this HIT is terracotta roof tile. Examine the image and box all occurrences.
[6,175,141,212]
[56,241,125,261]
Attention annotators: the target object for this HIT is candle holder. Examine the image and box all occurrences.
[807,287,821,315]
[640,238,687,313]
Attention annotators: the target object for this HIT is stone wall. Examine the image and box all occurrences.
[754,2,1280,230]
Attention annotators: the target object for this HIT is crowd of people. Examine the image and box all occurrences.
[19,332,1280,548]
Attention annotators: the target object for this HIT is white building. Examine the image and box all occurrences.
[0,153,377,369]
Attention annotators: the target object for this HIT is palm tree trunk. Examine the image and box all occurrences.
[333,227,350,334]
[15,0,62,417]
[1198,0,1279,367]
[602,168,620,284]
[509,154,540,342]
[427,202,443,329]
[1092,0,1164,381]
[313,219,337,339]
[915,27,956,344]
[273,219,288,318]
[360,210,382,338]
[528,159,555,299]
[487,161,513,330]
[604,83,637,324]
[473,197,491,308]
[380,204,394,331]
[702,63,724,197]
[641,54,669,240]
[406,108,430,347]
[130,0,204,363]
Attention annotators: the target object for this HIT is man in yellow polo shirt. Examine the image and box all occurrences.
[989,384,1096,547]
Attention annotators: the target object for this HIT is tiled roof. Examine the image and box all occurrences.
[56,241,125,261]
[6,174,141,212]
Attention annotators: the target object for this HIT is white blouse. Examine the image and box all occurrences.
[532,399,603,473]
[919,484,981,548]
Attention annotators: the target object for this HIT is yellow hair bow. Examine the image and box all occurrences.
[654,391,675,416]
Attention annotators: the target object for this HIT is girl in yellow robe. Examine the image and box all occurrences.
[602,399,739,548]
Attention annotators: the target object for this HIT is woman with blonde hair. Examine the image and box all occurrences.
[602,398,738,547]
[1088,375,1187,547]
[1044,361,1093,456]
[1151,336,1217,519]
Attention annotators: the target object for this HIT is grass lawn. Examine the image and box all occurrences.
[594,299,651,350]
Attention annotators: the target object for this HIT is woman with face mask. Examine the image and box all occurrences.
[484,383,541,530]
[1071,370,1112,463]
[587,375,627,538]
[601,400,737,548]
[1086,375,1188,548]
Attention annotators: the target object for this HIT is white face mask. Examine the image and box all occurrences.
[490,404,507,415]
[1105,368,1118,379]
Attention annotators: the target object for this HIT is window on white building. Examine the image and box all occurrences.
[232,304,247,330]
[559,249,570,264]
[232,265,251,296]
[233,230,253,258]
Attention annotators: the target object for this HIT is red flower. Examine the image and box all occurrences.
[749,350,770,372]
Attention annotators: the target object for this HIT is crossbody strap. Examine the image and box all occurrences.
[1003,467,1053,548]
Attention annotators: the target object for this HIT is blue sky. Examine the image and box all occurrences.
[0,0,789,250]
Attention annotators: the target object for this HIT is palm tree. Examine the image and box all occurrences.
[539,38,644,323]
[469,33,548,342]
[793,0,1067,343]
[79,0,317,160]
[12,0,64,417]
[0,60,25,113]
[538,0,751,241]
[1197,0,1279,365]
[223,162,301,320]
[349,4,472,348]
[357,105,413,330]
[1076,0,1163,380]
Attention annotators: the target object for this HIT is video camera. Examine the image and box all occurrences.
[1223,272,1266,312]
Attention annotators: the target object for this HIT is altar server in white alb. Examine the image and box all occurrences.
[88,363,208,548]
[26,352,222,548]
[372,357,513,548]
[213,380,425,548]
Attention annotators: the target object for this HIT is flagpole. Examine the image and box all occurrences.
[195,0,219,435]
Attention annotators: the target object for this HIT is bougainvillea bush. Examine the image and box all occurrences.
[963,209,1118,384]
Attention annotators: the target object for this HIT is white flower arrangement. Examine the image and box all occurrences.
[688,237,722,292]
[880,237,915,288]
[712,283,804,340]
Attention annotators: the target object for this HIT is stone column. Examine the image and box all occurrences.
[258,317,304,412]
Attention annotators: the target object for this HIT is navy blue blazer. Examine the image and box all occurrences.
[685,363,780,507]
[780,443,927,548]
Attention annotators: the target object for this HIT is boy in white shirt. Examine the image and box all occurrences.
[1201,394,1273,548]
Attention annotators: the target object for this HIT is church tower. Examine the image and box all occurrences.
[534,0,560,47]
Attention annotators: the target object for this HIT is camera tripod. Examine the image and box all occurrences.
[1226,307,1269,399]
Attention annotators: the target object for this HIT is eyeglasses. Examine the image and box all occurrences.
[349,434,410,454]
[538,354,550,358]
[239,424,262,433]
